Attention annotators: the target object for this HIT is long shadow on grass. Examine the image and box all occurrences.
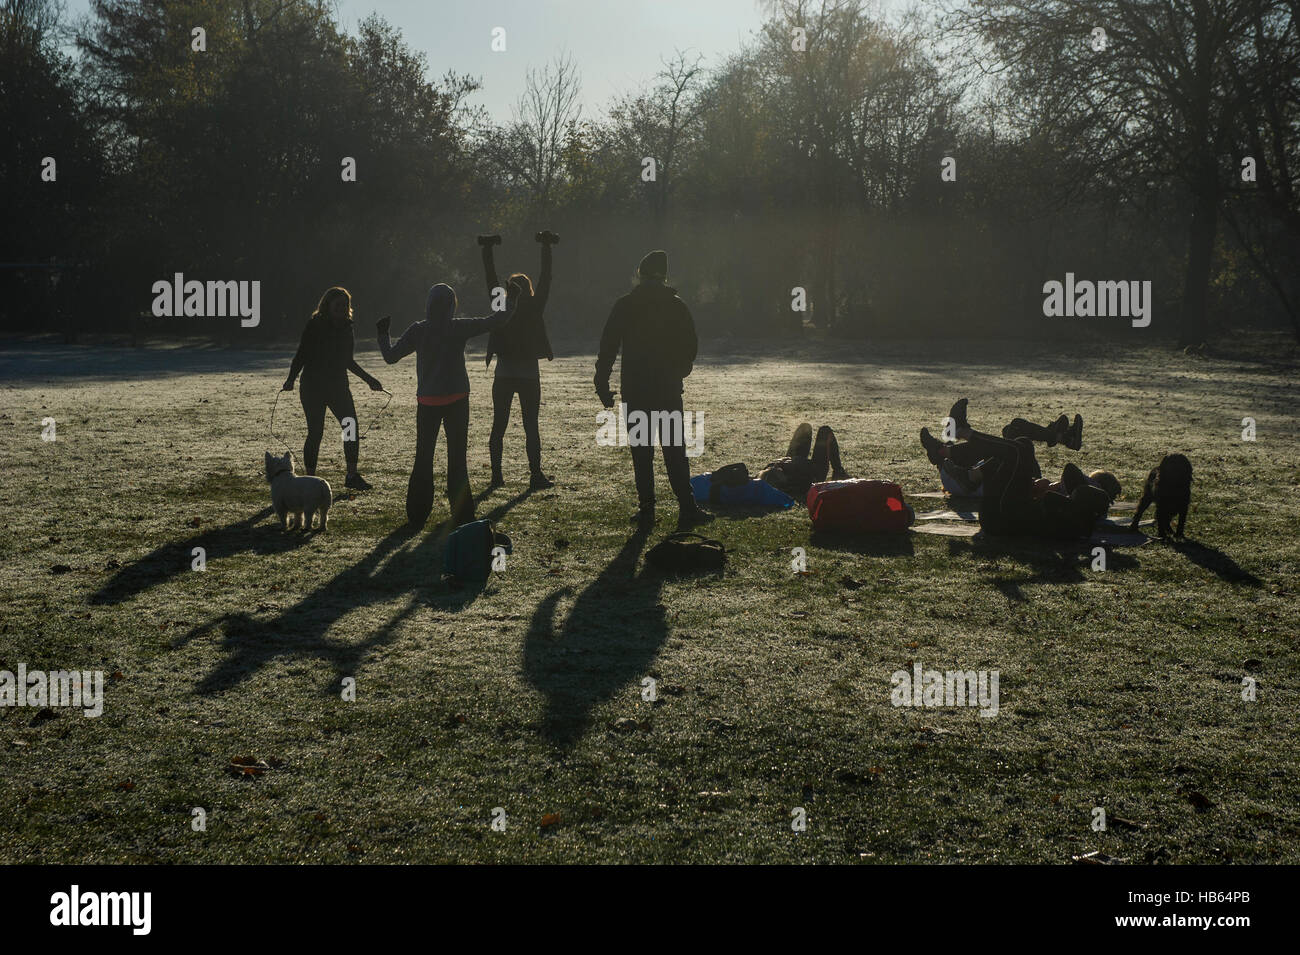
[89,506,290,605]
[174,490,531,695]
[1172,540,1262,587]
[943,536,1141,602]
[523,524,662,749]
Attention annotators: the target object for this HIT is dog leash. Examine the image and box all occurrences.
[269,386,393,449]
[269,388,291,450]
[359,389,394,441]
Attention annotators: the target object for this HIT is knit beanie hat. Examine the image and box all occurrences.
[638,250,668,280]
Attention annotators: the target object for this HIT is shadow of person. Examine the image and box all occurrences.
[171,492,536,696]
[90,506,293,606]
[943,534,1141,603]
[172,523,421,695]
[522,524,663,749]
[1172,539,1262,587]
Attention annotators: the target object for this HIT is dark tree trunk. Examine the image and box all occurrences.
[1180,184,1218,347]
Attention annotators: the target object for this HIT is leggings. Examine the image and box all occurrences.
[300,377,358,475]
[489,376,542,475]
[949,430,1091,538]
[787,424,847,483]
[765,424,848,496]
[407,398,473,529]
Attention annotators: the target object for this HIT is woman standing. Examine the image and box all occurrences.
[283,287,382,490]
[378,283,514,528]
[479,231,557,490]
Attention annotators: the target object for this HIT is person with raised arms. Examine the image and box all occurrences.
[478,231,557,491]
[378,283,514,529]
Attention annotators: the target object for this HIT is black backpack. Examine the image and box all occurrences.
[708,462,750,503]
[645,533,726,573]
[443,520,513,582]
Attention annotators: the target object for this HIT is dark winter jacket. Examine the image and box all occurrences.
[287,315,378,389]
[595,281,697,402]
[484,242,554,377]
[379,284,513,398]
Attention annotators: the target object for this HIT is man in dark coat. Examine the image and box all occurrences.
[595,250,711,529]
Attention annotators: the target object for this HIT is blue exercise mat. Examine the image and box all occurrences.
[691,473,795,508]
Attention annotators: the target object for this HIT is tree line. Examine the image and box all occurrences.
[3,0,1298,346]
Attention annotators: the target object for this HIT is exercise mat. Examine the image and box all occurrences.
[911,522,981,538]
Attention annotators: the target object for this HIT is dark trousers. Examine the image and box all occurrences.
[489,376,542,475]
[300,377,358,474]
[949,430,1090,538]
[408,398,473,528]
[624,394,695,512]
[1002,417,1055,443]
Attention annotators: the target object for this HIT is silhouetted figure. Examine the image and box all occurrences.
[921,399,1108,539]
[928,399,1083,496]
[759,423,849,498]
[378,284,512,528]
[479,232,556,490]
[283,286,382,490]
[595,250,710,529]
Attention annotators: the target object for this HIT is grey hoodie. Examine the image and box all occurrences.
[379,283,512,398]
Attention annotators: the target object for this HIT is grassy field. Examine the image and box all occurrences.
[1,335,1297,864]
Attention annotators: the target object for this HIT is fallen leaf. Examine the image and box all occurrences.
[1072,850,1127,865]
[540,813,562,828]
[1111,815,1148,830]
[227,755,271,777]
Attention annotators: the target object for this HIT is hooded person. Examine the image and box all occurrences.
[378,283,514,528]
[479,232,556,490]
[594,250,711,529]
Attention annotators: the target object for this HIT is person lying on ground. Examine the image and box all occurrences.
[758,423,850,499]
[919,400,1109,539]
[929,399,1083,497]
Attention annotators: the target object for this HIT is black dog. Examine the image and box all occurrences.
[1130,453,1192,538]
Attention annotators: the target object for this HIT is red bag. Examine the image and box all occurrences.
[806,479,914,533]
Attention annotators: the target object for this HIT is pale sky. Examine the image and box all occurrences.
[61,0,905,121]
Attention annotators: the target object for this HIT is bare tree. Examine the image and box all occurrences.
[606,49,707,234]
[486,52,582,210]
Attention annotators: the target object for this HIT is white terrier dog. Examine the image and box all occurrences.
[264,450,332,531]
